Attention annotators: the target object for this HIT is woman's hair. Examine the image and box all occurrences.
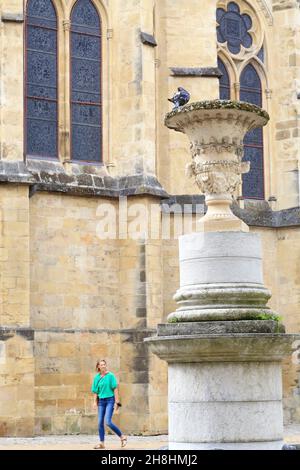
[96,359,107,371]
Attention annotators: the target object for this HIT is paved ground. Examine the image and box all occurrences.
[0,425,299,450]
[0,434,168,451]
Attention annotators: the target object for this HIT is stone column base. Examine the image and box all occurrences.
[145,324,300,450]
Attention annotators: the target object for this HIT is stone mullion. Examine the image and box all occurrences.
[61,20,71,163]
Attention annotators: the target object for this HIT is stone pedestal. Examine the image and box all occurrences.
[145,230,299,449]
[145,231,299,449]
[145,323,297,450]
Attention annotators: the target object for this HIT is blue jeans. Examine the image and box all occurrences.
[98,396,122,442]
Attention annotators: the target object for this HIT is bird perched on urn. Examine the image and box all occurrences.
[168,87,190,110]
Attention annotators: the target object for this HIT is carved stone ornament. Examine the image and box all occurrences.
[165,100,269,232]
[187,140,250,195]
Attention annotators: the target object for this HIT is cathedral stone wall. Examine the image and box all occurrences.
[0,0,299,436]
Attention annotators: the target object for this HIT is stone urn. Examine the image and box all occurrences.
[165,100,269,232]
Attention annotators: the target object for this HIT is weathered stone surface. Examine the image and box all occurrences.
[169,362,283,401]
[157,320,285,336]
[0,329,35,437]
[0,162,35,184]
[119,175,168,197]
[145,333,300,363]
[169,401,283,442]
[273,0,299,11]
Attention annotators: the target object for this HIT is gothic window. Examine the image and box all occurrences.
[240,64,264,199]
[71,0,102,162]
[217,2,252,55]
[25,0,58,158]
[218,58,231,100]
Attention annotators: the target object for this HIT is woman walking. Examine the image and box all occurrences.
[92,359,127,449]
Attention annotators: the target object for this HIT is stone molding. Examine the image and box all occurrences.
[257,0,274,24]
[0,159,168,198]
[0,161,36,184]
[145,333,299,363]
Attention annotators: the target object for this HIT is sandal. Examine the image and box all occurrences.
[94,442,105,449]
[121,436,127,448]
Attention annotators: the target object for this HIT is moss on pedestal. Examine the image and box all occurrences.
[165,99,270,123]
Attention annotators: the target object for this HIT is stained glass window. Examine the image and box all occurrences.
[240,64,264,199]
[217,2,252,55]
[71,0,102,162]
[25,0,58,158]
[218,58,231,100]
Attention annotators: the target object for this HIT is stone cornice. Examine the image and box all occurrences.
[0,159,168,198]
[145,333,299,363]
[0,327,34,341]
[0,161,36,184]
[1,160,300,228]
[161,196,300,228]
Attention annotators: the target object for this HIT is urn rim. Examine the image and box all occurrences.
[165,99,270,130]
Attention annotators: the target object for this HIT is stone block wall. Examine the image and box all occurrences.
[0,185,35,436]
[34,330,118,435]
[29,193,167,435]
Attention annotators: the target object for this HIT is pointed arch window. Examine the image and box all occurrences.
[218,58,231,100]
[25,0,58,158]
[240,64,264,199]
[70,0,102,162]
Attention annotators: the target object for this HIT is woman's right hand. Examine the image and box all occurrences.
[93,401,98,411]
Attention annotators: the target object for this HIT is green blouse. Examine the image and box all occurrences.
[91,372,118,399]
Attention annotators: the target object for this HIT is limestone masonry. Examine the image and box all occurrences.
[0,0,300,436]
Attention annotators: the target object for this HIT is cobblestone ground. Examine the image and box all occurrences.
[0,425,299,450]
